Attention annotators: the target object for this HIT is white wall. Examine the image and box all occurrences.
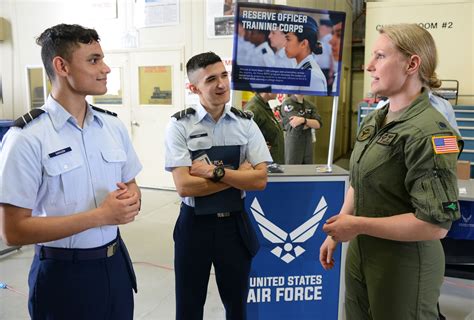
[0,0,236,119]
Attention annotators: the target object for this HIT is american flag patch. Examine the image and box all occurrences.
[431,136,459,154]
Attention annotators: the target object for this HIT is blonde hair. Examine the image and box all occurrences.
[380,23,441,89]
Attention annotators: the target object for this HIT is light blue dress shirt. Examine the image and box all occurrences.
[0,96,142,248]
[164,103,272,207]
[282,54,327,93]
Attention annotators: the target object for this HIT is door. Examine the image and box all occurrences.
[130,49,183,189]
[89,52,132,134]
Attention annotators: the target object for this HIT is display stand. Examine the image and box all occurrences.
[441,179,474,280]
[245,165,348,320]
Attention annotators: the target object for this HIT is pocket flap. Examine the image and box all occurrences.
[44,155,83,176]
[187,137,212,152]
[101,149,127,163]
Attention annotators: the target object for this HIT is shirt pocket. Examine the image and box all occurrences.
[43,154,83,205]
[101,149,127,185]
[187,135,212,152]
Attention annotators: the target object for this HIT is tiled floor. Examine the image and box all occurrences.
[1,188,473,319]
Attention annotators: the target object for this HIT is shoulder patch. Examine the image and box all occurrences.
[431,136,459,154]
[376,132,398,146]
[442,201,458,214]
[231,107,252,120]
[13,109,45,128]
[357,125,375,142]
[92,106,117,117]
[172,108,195,120]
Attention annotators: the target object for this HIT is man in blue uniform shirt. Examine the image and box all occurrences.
[0,24,142,320]
[165,52,272,320]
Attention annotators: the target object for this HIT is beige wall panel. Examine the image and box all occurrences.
[365,1,473,105]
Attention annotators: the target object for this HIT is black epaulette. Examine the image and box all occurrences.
[231,107,253,120]
[172,108,195,120]
[92,105,117,117]
[301,61,312,70]
[13,109,45,128]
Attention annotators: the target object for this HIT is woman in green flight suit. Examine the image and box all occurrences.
[280,94,322,164]
[319,24,461,320]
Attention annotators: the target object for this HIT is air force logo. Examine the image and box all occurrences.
[461,214,472,223]
[250,197,327,263]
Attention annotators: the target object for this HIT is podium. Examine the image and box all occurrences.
[245,165,348,320]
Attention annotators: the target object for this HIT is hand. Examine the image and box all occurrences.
[322,214,361,242]
[238,161,253,171]
[115,182,132,200]
[190,160,214,179]
[116,182,141,210]
[98,188,140,225]
[319,236,338,270]
[289,116,305,128]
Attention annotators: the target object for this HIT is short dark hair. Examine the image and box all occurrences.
[36,24,100,81]
[186,52,222,78]
[329,13,345,26]
[285,16,321,55]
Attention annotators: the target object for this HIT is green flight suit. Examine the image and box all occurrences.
[280,97,322,164]
[347,90,461,320]
[245,94,285,164]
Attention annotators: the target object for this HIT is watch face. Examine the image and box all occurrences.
[213,166,225,181]
[215,166,225,178]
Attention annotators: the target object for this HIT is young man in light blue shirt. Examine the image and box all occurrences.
[165,52,272,320]
[0,24,142,319]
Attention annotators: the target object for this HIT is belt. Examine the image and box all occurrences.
[216,212,231,218]
[35,240,119,261]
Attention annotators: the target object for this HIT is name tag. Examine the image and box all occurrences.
[189,133,208,139]
[48,147,72,158]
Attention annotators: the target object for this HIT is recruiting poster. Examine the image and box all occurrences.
[245,179,346,319]
[232,3,346,96]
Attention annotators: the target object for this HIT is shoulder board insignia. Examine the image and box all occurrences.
[172,108,196,120]
[301,61,312,70]
[92,106,117,117]
[231,107,252,120]
[13,109,45,128]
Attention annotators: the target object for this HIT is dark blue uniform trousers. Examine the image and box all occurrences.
[28,237,136,320]
[174,203,252,320]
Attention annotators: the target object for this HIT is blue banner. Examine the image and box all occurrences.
[448,200,474,240]
[245,180,345,319]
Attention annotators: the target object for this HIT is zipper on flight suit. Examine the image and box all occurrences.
[353,121,397,217]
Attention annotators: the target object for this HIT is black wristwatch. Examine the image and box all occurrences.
[212,165,225,182]
[303,117,307,125]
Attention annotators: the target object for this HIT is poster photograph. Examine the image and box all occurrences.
[207,0,272,38]
[232,2,346,96]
